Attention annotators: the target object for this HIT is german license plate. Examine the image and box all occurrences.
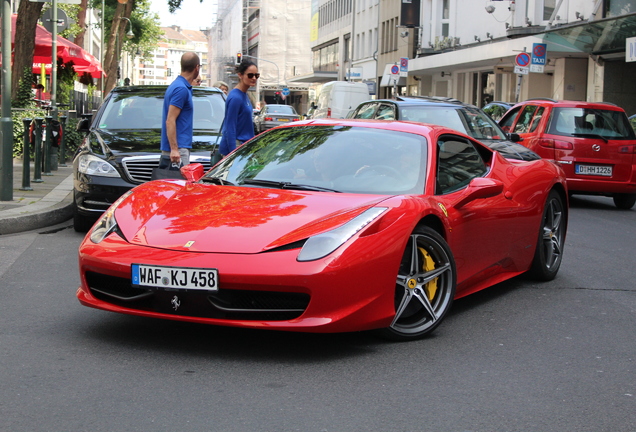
[575,164,612,176]
[277,118,290,122]
[131,264,218,291]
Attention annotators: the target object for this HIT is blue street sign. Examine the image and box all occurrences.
[532,43,547,65]
[282,87,290,96]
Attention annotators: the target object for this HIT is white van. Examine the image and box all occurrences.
[313,81,370,119]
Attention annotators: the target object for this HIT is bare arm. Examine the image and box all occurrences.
[166,105,182,163]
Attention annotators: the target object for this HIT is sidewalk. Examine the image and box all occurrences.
[0,160,74,235]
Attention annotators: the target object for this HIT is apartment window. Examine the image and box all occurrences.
[361,32,366,58]
[441,0,450,37]
[543,0,556,20]
[605,0,633,17]
[312,41,340,72]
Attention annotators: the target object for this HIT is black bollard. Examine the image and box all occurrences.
[43,116,53,175]
[20,118,33,191]
[59,115,68,167]
[33,118,44,183]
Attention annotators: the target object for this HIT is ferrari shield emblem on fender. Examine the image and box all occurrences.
[171,296,181,311]
[184,241,195,248]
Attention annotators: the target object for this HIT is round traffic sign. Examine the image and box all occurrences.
[391,65,399,75]
[515,52,531,67]
[282,87,290,96]
[533,44,546,57]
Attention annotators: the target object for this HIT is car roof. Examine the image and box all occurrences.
[364,96,474,109]
[111,85,224,95]
[510,98,624,111]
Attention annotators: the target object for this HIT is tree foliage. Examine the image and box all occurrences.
[89,0,162,94]
[11,0,161,101]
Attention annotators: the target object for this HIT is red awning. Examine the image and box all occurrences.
[8,14,105,78]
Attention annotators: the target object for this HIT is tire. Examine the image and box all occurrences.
[613,193,636,210]
[527,190,566,281]
[378,226,456,341]
[73,206,95,233]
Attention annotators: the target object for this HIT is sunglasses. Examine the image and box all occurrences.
[246,73,260,79]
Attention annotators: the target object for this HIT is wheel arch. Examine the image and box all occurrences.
[415,214,447,240]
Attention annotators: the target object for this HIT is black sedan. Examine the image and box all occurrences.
[72,85,225,231]
[349,96,539,161]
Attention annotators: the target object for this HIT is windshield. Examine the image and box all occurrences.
[206,125,427,195]
[547,107,636,140]
[400,105,506,140]
[97,90,225,132]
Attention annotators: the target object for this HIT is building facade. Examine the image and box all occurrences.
[208,0,313,113]
[290,0,636,114]
[128,26,209,87]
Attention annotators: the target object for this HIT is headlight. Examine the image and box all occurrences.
[77,153,121,178]
[89,190,133,243]
[297,207,388,262]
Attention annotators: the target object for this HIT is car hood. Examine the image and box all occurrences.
[482,139,540,161]
[115,182,393,254]
[90,128,221,154]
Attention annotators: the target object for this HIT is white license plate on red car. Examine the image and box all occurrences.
[575,164,612,176]
[132,264,218,291]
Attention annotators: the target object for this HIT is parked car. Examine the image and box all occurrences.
[72,85,226,232]
[499,98,636,209]
[77,119,568,341]
[349,96,540,161]
[313,81,370,119]
[483,101,514,121]
[253,104,300,133]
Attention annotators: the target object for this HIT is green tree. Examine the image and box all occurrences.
[94,0,162,94]
[15,67,36,109]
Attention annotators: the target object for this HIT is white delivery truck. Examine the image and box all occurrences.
[313,81,371,119]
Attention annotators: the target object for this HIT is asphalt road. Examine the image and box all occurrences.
[0,195,634,432]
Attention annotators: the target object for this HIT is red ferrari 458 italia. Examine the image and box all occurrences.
[77,119,568,341]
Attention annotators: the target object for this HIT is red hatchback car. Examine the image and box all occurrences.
[499,99,636,209]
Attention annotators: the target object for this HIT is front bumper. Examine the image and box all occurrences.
[77,230,403,334]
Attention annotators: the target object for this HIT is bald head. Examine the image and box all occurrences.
[181,52,200,73]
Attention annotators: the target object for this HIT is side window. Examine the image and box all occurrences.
[529,106,545,132]
[513,105,538,134]
[375,104,396,120]
[354,103,377,119]
[436,135,488,195]
[499,106,521,133]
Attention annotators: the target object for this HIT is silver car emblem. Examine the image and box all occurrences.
[592,144,601,151]
[171,296,181,311]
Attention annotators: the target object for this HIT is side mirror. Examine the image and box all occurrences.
[181,163,205,182]
[76,117,91,133]
[453,178,504,209]
[508,133,522,142]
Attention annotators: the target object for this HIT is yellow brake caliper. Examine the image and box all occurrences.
[419,247,438,301]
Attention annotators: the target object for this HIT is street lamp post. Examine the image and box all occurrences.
[118,17,134,85]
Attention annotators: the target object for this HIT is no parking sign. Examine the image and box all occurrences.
[514,52,530,75]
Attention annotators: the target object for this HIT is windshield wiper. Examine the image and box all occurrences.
[201,176,235,186]
[241,179,340,192]
[571,133,608,143]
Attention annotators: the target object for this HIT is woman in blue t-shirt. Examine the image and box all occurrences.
[218,60,259,157]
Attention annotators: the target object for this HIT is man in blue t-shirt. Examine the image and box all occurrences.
[161,52,200,166]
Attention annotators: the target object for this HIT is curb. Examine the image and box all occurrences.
[0,192,74,235]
